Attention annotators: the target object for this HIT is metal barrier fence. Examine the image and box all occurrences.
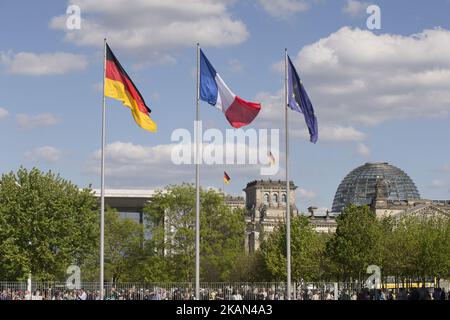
[0,282,351,300]
[0,281,446,300]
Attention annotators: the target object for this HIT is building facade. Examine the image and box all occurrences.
[93,163,450,257]
[332,162,450,220]
[371,178,450,219]
[224,195,246,210]
[332,162,420,213]
[306,208,338,234]
[92,189,156,224]
[243,180,298,254]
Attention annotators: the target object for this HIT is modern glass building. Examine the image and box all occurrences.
[332,162,420,213]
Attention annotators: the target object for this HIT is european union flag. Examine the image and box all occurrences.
[287,56,318,143]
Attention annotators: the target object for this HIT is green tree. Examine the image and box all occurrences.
[325,205,383,282]
[143,184,245,282]
[381,215,450,285]
[81,208,144,283]
[258,215,324,282]
[0,167,98,281]
[229,253,272,282]
[412,216,450,283]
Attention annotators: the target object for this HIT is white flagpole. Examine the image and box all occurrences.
[195,43,201,300]
[100,38,107,300]
[285,48,292,300]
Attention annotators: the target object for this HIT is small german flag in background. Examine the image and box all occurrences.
[104,43,157,132]
[224,171,231,185]
[268,151,276,166]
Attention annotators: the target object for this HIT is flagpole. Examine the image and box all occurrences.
[285,48,292,300]
[195,42,201,300]
[100,38,107,300]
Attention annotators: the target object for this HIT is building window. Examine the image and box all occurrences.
[281,194,287,203]
[264,193,269,204]
[272,193,278,204]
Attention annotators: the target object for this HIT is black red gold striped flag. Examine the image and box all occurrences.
[268,151,276,166]
[224,171,231,185]
[104,43,157,132]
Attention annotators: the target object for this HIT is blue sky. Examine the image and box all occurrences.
[1,0,450,212]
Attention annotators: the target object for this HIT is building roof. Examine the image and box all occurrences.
[91,189,158,198]
[332,162,420,213]
[244,179,297,189]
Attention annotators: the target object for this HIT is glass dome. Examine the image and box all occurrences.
[331,162,420,212]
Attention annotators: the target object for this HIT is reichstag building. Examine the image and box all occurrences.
[331,162,420,213]
[244,162,450,253]
[93,162,450,254]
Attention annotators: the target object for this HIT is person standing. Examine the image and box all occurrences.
[440,289,447,301]
[78,289,87,300]
[24,290,32,300]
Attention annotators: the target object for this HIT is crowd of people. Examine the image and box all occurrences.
[1,285,449,301]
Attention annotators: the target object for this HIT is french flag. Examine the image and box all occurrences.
[199,49,261,128]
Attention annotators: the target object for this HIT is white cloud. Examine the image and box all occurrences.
[293,125,366,142]
[254,90,284,125]
[50,0,249,63]
[258,0,332,19]
[342,0,369,17]
[0,107,8,120]
[0,51,87,75]
[86,141,281,188]
[430,179,447,188]
[17,113,62,129]
[259,0,309,18]
[440,164,450,172]
[297,188,316,200]
[322,125,366,141]
[356,143,370,158]
[273,27,450,126]
[25,146,62,163]
[86,142,191,186]
[254,90,367,142]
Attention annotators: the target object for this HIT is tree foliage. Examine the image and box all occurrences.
[325,205,383,281]
[258,216,325,282]
[382,215,450,282]
[81,208,144,282]
[1,169,449,284]
[0,167,98,281]
[143,184,245,282]
[256,205,450,284]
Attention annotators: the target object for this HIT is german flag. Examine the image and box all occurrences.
[224,171,231,185]
[268,151,276,166]
[104,43,157,132]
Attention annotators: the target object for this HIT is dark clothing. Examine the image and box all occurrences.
[418,287,430,300]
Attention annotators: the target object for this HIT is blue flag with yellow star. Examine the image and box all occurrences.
[287,55,318,143]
